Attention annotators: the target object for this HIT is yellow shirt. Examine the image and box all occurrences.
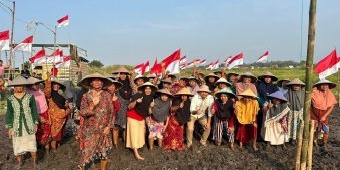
[235,99,259,124]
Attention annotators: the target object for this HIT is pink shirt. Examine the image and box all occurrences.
[27,89,48,114]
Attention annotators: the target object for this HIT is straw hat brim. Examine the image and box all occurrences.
[175,92,194,96]
[215,91,236,98]
[156,90,173,97]
[137,83,158,91]
[79,75,112,89]
[134,76,148,84]
[239,73,257,83]
[258,75,278,82]
[313,81,337,89]
[204,74,219,82]
[112,66,130,74]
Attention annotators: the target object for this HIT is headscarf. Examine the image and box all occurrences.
[268,102,288,118]
[311,89,336,110]
[131,92,154,117]
[173,97,191,125]
[285,87,305,111]
[51,90,66,109]
[152,97,170,122]
[256,82,279,106]
[119,77,133,100]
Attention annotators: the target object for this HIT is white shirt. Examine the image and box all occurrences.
[190,94,214,119]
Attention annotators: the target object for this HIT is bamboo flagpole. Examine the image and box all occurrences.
[295,120,305,170]
[298,0,317,169]
[307,120,315,170]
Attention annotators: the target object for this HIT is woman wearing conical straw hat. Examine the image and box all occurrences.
[235,72,258,99]
[5,76,39,168]
[211,88,236,149]
[311,79,337,149]
[77,73,115,170]
[235,89,260,151]
[284,78,305,144]
[163,87,193,151]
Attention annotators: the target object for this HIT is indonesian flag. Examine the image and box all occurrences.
[150,58,162,74]
[211,59,220,70]
[186,59,200,68]
[0,30,10,51]
[227,52,244,69]
[57,15,69,27]
[46,49,63,63]
[224,56,232,63]
[13,35,33,52]
[257,51,269,63]
[180,63,187,69]
[134,62,145,75]
[29,49,45,63]
[314,49,339,79]
[206,62,213,70]
[143,61,150,74]
[180,55,187,65]
[162,49,181,74]
[55,55,71,68]
[199,59,206,65]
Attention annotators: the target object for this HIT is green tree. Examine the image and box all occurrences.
[89,60,104,68]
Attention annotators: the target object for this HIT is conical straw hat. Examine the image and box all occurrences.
[258,71,278,82]
[268,91,288,102]
[112,66,130,74]
[215,88,236,98]
[215,77,232,86]
[175,87,193,96]
[239,72,257,83]
[79,72,112,89]
[8,76,31,87]
[137,82,158,91]
[156,88,173,97]
[237,89,258,99]
[313,79,337,89]
[286,78,305,87]
[197,85,211,93]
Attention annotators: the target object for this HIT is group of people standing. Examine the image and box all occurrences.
[3,65,337,170]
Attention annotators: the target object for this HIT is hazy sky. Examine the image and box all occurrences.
[0,0,339,67]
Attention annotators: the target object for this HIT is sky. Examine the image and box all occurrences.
[0,0,340,67]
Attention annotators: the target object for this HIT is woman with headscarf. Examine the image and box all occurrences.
[284,78,305,144]
[235,72,258,99]
[163,87,193,151]
[211,88,236,149]
[311,79,337,148]
[5,76,39,168]
[44,74,69,152]
[204,73,219,92]
[112,66,133,147]
[27,77,51,156]
[147,89,172,150]
[77,73,115,170]
[126,82,157,160]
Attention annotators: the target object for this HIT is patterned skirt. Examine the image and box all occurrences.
[163,116,185,151]
[146,117,165,139]
[36,111,51,145]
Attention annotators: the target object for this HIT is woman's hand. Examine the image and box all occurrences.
[103,127,110,136]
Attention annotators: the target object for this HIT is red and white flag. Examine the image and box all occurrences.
[199,59,206,65]
[186,59,200,68]
[162,49,181,74]
[227,52,244,69]
[55,55,71,68]
[143,61,150,74]
[224,56,232,64]
[211,59,220,70]
[29,49,45,63]
[13,35,33,52]
[180,55,187,65]
[206,62,213,70]
[150,58,162,74]
[46,49,63,63]
[314,49,339,79]
[57,15,69,27]
[256,51,269,63]
[0,30,10,51]
[134,62,145,75]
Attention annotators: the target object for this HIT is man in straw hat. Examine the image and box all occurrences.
[311,79,337,149]
[261,91,290,148]
[5,76,39,168]
[187,85,214,148]
[284,78,305,144]
[235,89,260,151]
[26,76,52,158]
[44,73,70,153]
[77,73,115,170]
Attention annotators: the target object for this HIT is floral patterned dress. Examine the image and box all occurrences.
[78,90,114,167]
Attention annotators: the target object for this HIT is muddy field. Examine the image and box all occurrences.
[0,108,340,170]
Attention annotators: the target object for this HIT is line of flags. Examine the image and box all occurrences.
[0,15,70,67]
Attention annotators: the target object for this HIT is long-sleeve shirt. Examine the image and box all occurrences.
[27,89,48,114]
[190,94,214,119]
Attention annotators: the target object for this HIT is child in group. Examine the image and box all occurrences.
[147,89,173,150]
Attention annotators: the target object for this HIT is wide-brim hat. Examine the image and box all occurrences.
[226,71,239,77]
[277,78,290,87]
[133,75,148,84]
[7,76,31,87]
[213,70,224,75]
[137,82,158,91]
[156,88,173,97]
[106,77,123,89]
[313,79,337,89]
[27,76,44,85]
[51,76,66,91]
[187,76,200,83]
[237,89,258,99]
[204,73,219,82]
[112,66,130,74]
[268,91,288,102]
[179,77,189,83]
[168,73,177,78]
[197,85,211,93]
[239,72,257,83]
[79,73,112,89]
[258,71,278,82]
[175,87,194,96]
[215,88,236,98]
[147,73,157,78]
[286,78,305,87]
[215,77,232,86]
[197,72,205,77]
[161,77,172,84]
